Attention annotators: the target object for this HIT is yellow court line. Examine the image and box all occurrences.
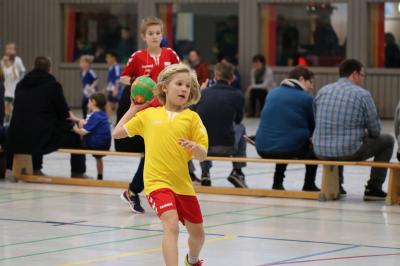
[58,234,238,266]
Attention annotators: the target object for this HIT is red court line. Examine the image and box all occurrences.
[262,252,400,265]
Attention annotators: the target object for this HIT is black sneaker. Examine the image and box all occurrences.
[120,190,145,213]
[272,182,285,190]
[227,169,248,188]
[302,183,320,192]
[190,172,201,186]
[201,172,211,186]
[364,187,387,201]
[339,185,347,196]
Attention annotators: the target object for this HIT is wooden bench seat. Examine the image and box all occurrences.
[12,149,400,205]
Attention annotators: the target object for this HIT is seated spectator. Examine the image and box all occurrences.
[255,66,319,192]
[196,61,247,188]
[247,54,275,117]
[187,49,209,85]
[313,59,394,201]
[6,56,86,177]
[70,93,111,180]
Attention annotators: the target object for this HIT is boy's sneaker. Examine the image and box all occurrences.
[363,187,387,201]
[227,169,248,188]
[120,190,145,213]
[184,254,203,266]
[190,172,202,186]
[302,183,320,192]
[201,172,211,186]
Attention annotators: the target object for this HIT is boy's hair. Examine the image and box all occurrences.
[339,59,364,77]
[288,65,314,81]
[80,54,94,64]
[105,50,118,59]
[215,61,234,81]
[140,16,164,35]
[34,56,51,72]
[155,64,200,107]
[89,92,107,111]
[252,54,266,65]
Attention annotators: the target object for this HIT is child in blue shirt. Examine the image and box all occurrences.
[72,93,111,180]
[105,51,122,117]
[79,55,98,119]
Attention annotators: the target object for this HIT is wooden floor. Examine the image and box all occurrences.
[1,119,400,265]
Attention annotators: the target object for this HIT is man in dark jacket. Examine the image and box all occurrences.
[255,66,319,191]
[196,61,247,188]
[7,56,86,176]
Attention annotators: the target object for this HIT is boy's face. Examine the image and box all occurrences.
[79,59,89,70]
[105,54,116,65]
[87,99,96,112]
[142,25,162,49]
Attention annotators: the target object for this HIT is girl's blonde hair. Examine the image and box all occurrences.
[140,16,164,35]
[154,64,200,107]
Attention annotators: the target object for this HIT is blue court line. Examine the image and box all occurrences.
[260,245,360,265]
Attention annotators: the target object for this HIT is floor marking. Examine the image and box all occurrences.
[57,234,237,266]
[260,251,400,265]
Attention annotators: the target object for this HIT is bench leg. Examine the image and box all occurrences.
[319,165,340,201]
[386,168,400,205]
[12,154,33,180]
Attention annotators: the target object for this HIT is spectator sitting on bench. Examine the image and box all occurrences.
[313,59,394,201]
[255,65,319,192]
[196,61,247,188]
[6,56,86,177]
[70,93,111,180]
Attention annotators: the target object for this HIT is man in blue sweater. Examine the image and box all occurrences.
[255,66,319,191]
[196,61,247,188]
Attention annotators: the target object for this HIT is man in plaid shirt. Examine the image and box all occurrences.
[313,59,394,201]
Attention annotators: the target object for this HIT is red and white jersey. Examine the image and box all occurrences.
[121,48,180,82]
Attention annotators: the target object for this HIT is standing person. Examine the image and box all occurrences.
[247,54,275,117]
[6,56,86,177]
[105,51,122,118]
[79,55,98,119]
[1,42,26,78]
[187,49,209,85]
[71,93,111,180]
[255,66,319,191]
[313,59,394,200]
[1,54,19,124]
[117,16,181,214]
[113,64,207,266]
[196,61,247,188]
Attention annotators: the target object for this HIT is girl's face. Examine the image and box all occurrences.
[142,25,162,49]
[163,72,192,111]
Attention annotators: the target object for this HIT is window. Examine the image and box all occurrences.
[158,3,238,64]
[369,2,400,68]
[63,4,138,63]
[260,2,347,67]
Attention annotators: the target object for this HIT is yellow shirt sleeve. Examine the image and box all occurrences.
[191,112,209,152]
[123,112,144,137]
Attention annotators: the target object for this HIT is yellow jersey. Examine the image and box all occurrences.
[123,106,208,196]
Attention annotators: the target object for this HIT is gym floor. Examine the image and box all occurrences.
[1,119,399,265]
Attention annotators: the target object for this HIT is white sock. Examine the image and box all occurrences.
[188,254,199,264]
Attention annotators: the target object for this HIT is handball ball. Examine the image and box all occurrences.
[131,76,156,104]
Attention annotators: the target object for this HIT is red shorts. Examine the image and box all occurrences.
[147,188,203,225]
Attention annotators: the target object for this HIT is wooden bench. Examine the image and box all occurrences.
[12,149,400,205]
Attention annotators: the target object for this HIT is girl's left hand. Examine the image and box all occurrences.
[178,138,197,151]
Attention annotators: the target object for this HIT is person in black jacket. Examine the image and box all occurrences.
[6,56,86,176]
[196,61,247,188]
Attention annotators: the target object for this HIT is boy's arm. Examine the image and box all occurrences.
[178,139,207,161]
[73,124,88,136]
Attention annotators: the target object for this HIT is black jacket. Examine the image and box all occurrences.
[7,69,70,154]
[196,80,244,146]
